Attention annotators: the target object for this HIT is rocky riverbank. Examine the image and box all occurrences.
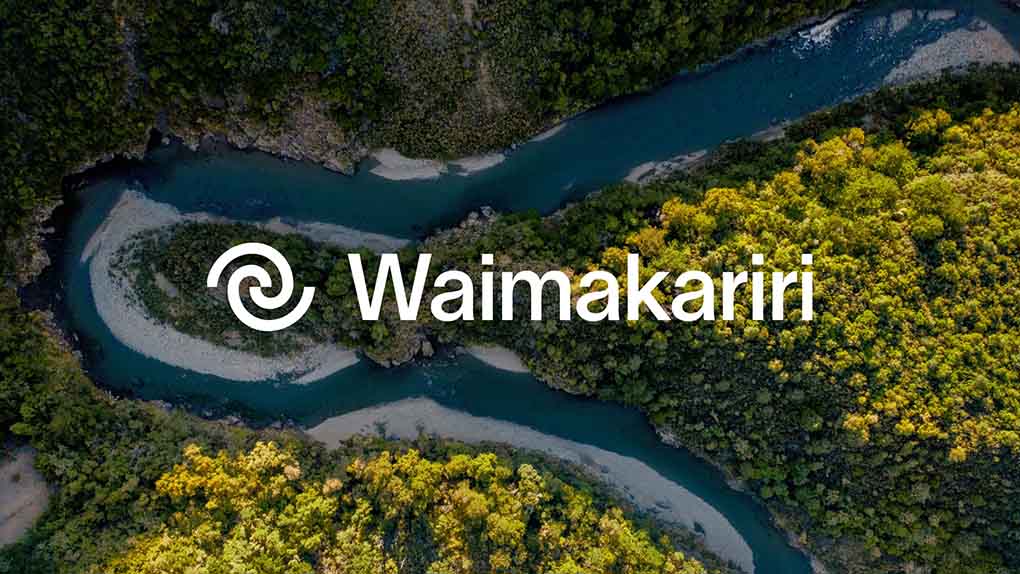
[883,11,1020,84]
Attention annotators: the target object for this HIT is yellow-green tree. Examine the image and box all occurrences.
[104,443,713,574]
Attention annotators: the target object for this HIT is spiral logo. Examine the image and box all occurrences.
[206,243,315,332]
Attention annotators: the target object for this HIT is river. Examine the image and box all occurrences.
[57,1,1020,573]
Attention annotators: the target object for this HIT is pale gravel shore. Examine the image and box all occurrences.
[625,161,658,183]
[260,218,411,252]
[82,190,362,383]
[293,348,364,384]
[633,11,1017,189]
[0,448,49,547]
[627,121,787,185]
[889,9,915,35]
[369,148,447,180]
[307,398,756,574]
[370,148,509,180]
[885,18,1020,84]
[885,8,957,36]
[927,9,957,21]
[465,345,529,373]
[529,121,567,142]
[628,149,708,185]
[450,152,506,175]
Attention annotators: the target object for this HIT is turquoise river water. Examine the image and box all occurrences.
[59,2,1020,573]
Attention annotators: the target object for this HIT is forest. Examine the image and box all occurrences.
[0,286,723,573]
[1,0,850,277]
[0,2,860,571]
[138,67,1020,574]
[4,0,1020,573]
[0,3,852,567]
[426,68,1020,574]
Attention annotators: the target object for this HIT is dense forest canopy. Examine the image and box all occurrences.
[134,70,1020,573]
[0,286,722,574]
[0,0,851,276]
[431,80,1020,574]
[1,4,859,570]
[106,443,712,573]
[134,0,389,126]
[3,0,1020,572]
[427,83,1020,574]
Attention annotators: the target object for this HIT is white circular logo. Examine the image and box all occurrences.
[206,242,315,332]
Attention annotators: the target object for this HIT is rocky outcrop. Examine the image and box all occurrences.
[171,91,367,174]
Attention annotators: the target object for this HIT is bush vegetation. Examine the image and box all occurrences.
[133,0,390,128]
[140,68,1020,573]
[500,0,854,116]
[1,0,849,274]
[106,443,714,573]
[0,0,150,277]
[0,287,721,573]
[427,70,1020,574]
[6,0,1019,571]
